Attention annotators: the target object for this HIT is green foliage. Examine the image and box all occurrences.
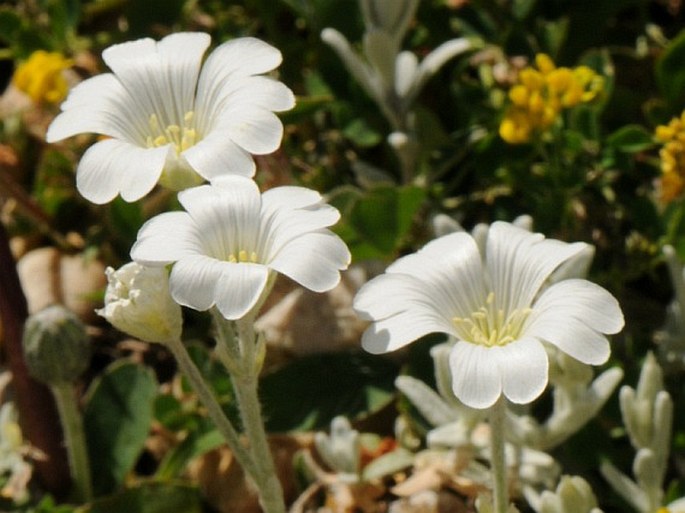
[656,29,685,110]
[331,185,426,260]
[83,362,158,496]
[260,350,398,432]
[84,482,201,513]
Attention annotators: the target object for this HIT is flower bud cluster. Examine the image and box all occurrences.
[654,111,685,203]
[321,0,470,181]
[499,54,603,144]
[600,353,673,513]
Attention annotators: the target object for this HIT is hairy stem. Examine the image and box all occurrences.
[489,398,509,513]
[51,382,92,502]
[165,337,258,478]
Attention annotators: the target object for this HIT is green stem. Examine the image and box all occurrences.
[215,314,285,513]
[165,337,258,478]
[50,383,92,503]
[232,373,285,513]
[489,398,509,513]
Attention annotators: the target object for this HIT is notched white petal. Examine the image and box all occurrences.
[131,211,201,264]
[449,342,503,409]
[214,263,269,319]
[76,139,168,204]
[499,337,548,404]
[270,231,350,292]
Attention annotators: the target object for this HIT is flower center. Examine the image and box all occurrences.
[452,292,531,347]
[146,111,197,154]
[228,250,259,264]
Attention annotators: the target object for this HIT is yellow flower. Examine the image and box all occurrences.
[499,54,603,144]
[12,50,73,105]
[655,111,685,203]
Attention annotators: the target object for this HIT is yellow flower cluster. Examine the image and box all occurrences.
[12,50,73,105]
[655,111,685,203]
[499,54,604,144]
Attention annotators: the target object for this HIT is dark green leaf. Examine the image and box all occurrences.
[86,482,201,513]
[656,29,685,108]
[333,185,426,260]
[84,362,158,496]
[260,350,398,432]
[155,429,224,480]
[605,125,655,153]
[343,118,382,147]
[0,8,22,45]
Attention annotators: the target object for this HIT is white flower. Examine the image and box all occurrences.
[354,222,623,409]
[666,498,685,513]
[46,33,294,204]
[130,176,351,320]
[97,262,182,344]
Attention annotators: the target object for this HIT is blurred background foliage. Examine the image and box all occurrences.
[2,0,685,511]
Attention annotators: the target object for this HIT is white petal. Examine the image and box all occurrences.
[269,231,350,292]
[102,33,209,128]
[499,337,548,404]
[169,255,223,311]
[486,222,586,313]
[354,273,454,324]
[182,132,256,180]
[388,232,488,319]
[75,139,168,204]
[261,186,323,210]
[213,263,270,320]
[449,342,502,409]
[220,76,295,112]
[131,212,202,264]
[195,37,285,127]
[201,37,283,79]
[47,74,145,143]
[526,313,611,365]
[196,77,293,134]
[361,310,452,354]
[177,178,261,259]
[531,279,624,335]
[226,107,284,154]
[260,203,340,258]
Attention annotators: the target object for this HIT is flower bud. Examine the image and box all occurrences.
[539,475,602,513]
[22,305,90,385]
[97,262,182,344]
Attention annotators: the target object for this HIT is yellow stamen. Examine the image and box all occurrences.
[453,293,532,348]
[146,111,198,153]
[228,250,259,264]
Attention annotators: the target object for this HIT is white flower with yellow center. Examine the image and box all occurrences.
[97,262,183,344]
[354,222,624,409]
[130,176,351,320]
[46,32,294,204]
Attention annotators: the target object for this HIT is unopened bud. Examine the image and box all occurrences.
[22,305,90,385]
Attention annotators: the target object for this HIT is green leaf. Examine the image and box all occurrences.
[512,0,537,20]
[260,350,398,432]
[155,429,224,480]
[332,185,426,260]
[125,0,186,37]
[84,362,158,496]
[85,482,201,513]
[605,125,655,153]
[0,8,22,45]
[656,29,685,108]
[343,118,382,147]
